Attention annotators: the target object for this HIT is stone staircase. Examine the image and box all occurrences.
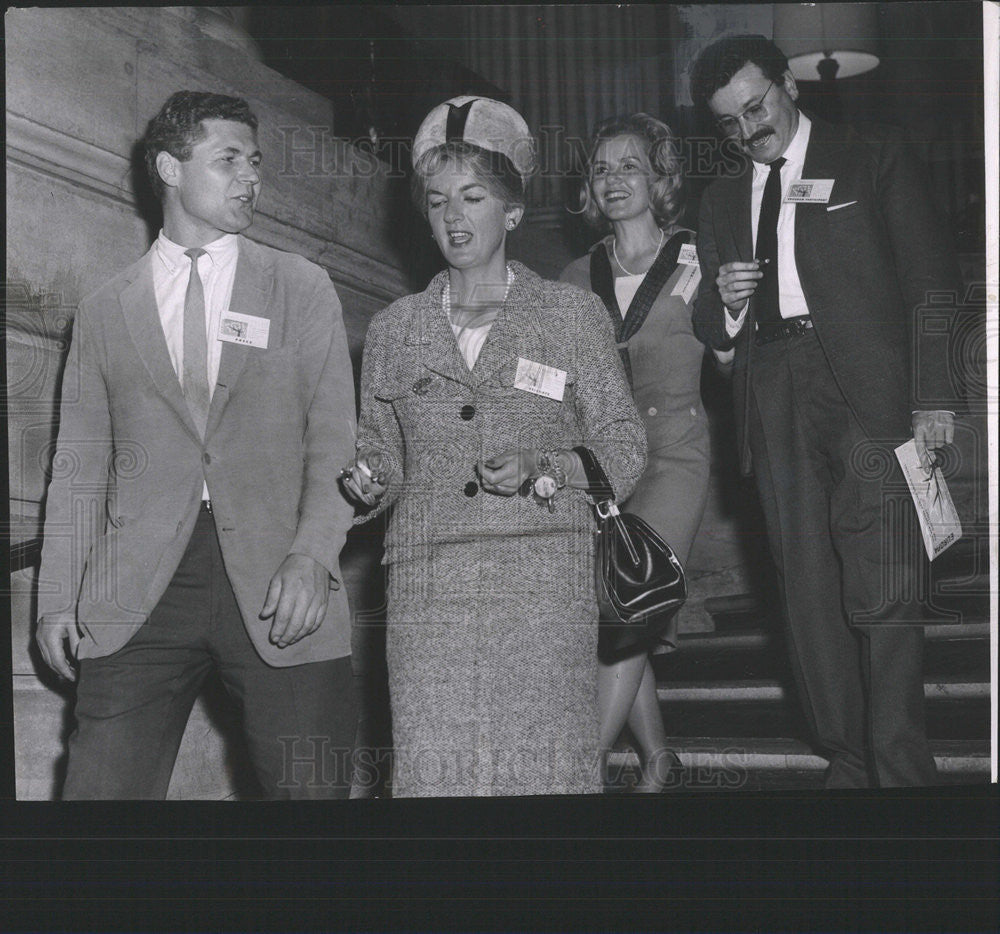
[608,544,994,792]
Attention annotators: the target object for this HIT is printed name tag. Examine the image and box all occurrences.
[514,357,566,401]
[671,265,701,304]
[217,311,270,349]
[784,179,835,203]
[677,243,699,266]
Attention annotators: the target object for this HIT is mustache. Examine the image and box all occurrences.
[742,127,774,145]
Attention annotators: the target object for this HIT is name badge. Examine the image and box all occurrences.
[677,243,699,266]
[217,311,270,349]
[671,265,701,304]
[514,357,566,401]
[784,179,835,204]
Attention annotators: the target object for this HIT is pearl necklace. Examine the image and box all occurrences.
[442,264,515,318]
[612,227,664,277]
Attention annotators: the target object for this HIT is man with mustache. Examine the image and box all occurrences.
[691,36,960,787]
[35,91,358,798]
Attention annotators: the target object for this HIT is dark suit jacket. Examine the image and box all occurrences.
[37,236,357,666]
[693,114,961,474]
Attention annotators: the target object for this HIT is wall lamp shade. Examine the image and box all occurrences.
[773,3,880,81]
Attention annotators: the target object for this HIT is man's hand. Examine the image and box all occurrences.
[912,410,955,469]
[36,615,81,681]
[477,449,539,495]
[260,553,332,648]
[717,260,763,313]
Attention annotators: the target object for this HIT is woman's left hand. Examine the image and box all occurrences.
[477,449,538,495]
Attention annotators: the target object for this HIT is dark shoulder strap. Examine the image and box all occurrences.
[619,230,690,344]
[589,244,621,330]
[589,243,634,390]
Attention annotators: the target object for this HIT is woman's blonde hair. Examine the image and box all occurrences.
[575,113,684,230]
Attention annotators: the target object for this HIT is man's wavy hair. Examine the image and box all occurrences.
[143,90,258,201]
[575,113,684,231]
[689,34,790,110]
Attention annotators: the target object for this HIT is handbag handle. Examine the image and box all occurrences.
[572,446,640,565]
[572,446,615,506]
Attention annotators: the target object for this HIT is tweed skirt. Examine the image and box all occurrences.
[385,532,602,797]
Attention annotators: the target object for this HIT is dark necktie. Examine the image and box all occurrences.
[754,156,786,327]
[183,247,210,438]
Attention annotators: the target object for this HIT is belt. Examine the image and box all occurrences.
[755,316,813,345]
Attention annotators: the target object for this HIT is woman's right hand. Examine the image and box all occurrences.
[341,452,388,507]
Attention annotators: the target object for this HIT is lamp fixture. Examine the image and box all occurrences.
[773,3,880,82]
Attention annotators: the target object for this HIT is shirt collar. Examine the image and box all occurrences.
[155,231,238,273]
[752,111,812,182]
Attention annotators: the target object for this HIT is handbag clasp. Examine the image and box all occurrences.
[595,500,620,520]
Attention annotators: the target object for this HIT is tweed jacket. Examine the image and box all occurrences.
[693,115,962,474]
[354,261,647,564]
[36,235,357,665]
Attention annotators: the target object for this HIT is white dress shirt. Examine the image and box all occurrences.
[152,231,238,498]
[726,112,813,337]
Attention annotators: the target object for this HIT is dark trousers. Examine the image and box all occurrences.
[747,329,937,788]
[62,506,358,799]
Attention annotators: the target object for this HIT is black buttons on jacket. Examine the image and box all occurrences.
[464,481,479,497]
[460,404,475,420]
[203,452,211,464]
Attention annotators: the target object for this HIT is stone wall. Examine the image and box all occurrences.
[6,6,414,799]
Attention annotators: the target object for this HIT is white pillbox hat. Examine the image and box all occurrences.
[412,95,537,180]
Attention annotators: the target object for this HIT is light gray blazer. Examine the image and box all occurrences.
[37,235,357,665]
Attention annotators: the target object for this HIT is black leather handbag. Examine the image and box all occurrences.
[573,446,687,660]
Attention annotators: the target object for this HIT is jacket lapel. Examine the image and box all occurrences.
[731,168,754,263]
[405,271,475,389]
[119,249,202,441]
[471,264,546,387]
[205,236,274,437]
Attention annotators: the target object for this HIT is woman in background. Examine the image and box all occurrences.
[561,113,711,792]
[343,97,646,797]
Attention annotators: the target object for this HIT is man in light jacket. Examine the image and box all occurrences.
[36,90,358,798]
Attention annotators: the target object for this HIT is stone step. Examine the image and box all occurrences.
[653,664,989,741]
[657,676,990,703]
[704,596,990,635]
[655,692,988,743]
[701,554,991,636]
[606,738,992,792]
[655,625,990,684]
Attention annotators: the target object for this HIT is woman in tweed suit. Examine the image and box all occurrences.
[561,115,712,792]
[342,97,646,797]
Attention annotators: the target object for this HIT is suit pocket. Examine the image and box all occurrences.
[374,376,441,402]
[823,200,865,222]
